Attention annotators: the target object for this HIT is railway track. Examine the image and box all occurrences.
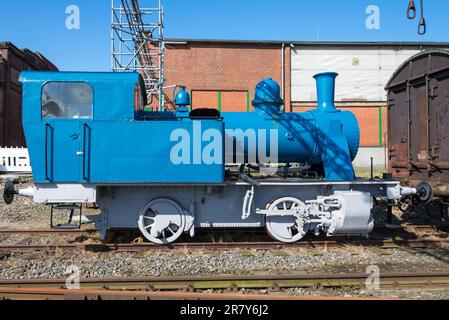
[0,272,448,300]
[0,224,447,236]
[0,238,448,253]
[0,229,98,235]
[0,224,447,253]
[375,225,449,233]
[0,287,393,301]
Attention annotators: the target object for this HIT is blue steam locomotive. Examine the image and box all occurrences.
[4,71,422,244]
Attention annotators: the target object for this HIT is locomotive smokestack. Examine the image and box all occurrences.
[314,72,339,113]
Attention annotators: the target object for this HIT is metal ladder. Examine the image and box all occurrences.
[50,204,83,230]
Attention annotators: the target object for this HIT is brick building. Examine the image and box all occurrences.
[164,40,290,112]
[162,40,449,167]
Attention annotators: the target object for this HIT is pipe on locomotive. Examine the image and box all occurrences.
[176,72,360,181]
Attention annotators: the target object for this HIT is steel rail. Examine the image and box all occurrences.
[0,238,448,253]
[1,272,449,293]
[0,229,98,235]
[0,287,400,301]
[0,224,447,236]
[375,225,449,233]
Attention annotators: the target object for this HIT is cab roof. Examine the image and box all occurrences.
[19,71,142,83]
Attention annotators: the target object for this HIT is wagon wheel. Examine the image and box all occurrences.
[138,198,186,245]
[265,197,309,243]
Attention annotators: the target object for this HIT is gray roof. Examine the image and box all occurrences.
[165,38,449,47]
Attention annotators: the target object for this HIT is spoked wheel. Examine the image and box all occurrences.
[265,197,309,243]
[138,198,186,245]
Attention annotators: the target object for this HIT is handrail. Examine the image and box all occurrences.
[44,123,52,181]
[82,123,90,181]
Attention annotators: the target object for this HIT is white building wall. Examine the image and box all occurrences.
[353,147,387,170]
[291,46,422,102]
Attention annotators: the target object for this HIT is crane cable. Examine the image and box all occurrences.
[407,0,426,35]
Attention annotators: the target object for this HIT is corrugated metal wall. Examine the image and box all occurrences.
[291,46,421,102]
[291,46,424,147]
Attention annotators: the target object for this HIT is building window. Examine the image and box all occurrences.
[42,82,93,119]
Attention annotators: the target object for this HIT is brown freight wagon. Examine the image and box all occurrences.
[386,50,449,200]
[0,42,57,147]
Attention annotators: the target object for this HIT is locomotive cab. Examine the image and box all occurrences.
[19,71,225,189]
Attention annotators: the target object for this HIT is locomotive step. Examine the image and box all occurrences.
[52,224,81,230]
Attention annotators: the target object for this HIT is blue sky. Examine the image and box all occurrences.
[1,0,448,71]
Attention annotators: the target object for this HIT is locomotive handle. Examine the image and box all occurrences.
[82,123,91,181]
[44,123,52,181]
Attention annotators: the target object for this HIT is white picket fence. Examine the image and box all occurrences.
[0,147,32,173]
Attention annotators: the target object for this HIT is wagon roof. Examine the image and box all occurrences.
[385,50,449,90]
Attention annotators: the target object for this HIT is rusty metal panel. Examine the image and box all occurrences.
[386,50,449,187]
[0,56,6,147]
[6,88,24,147]
[0,86,4,147]
[0,57,5,85]
[0,42,58,147]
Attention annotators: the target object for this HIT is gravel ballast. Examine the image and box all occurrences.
[1,246,449,279]
[2,175,449,299]
[0,176,48,228]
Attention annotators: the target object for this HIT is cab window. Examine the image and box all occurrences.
[42,82,93,119]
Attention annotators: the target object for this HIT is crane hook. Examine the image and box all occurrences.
[407,0,426,35]
[417,0,426,35]
[407,0,416,19]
